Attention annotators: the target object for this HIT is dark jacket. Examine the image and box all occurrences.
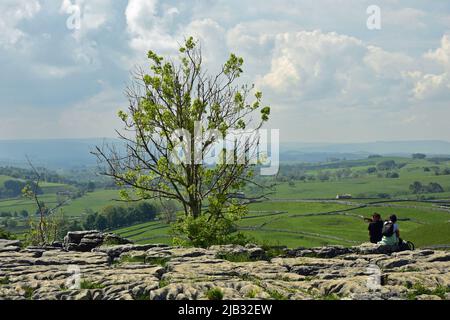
[368,220,384,243]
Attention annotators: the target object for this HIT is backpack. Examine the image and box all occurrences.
[399,239,415,251]
[382,221,394,237]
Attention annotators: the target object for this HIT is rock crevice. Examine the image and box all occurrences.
[1,234,449,300]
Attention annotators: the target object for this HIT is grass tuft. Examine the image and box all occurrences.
[206,287,224,300]
[267,289,288,300]
[22,286,35,300]
[216,252,255,263]
[79,279,105,290]
[159,278,171,288]
[406,283,450,300]
[146,257,170,267]
[0,277,10,285]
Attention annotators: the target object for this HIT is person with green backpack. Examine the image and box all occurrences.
[378,214,400,246]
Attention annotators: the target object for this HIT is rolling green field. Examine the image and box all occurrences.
[2,155,450,249]
[0,189,120,217]
[112,199,450,248]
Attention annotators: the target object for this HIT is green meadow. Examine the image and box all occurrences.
[2,155,450,248]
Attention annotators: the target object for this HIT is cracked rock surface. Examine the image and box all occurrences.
[1,239,449,300]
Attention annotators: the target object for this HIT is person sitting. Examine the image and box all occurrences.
[366,213,384,243]
[378,214,400,246]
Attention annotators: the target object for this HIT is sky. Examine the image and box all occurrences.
[0,0,449,143]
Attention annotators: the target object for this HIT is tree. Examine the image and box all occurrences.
[95,215,108,231]
[385,172,399,178]
[83,211,98,230]
[20,210,29,218]
[159,199,178,224]
[5,219,17,228]
[377,160,396,171]
[409,181,423,194]
[87,181,96,192]
[367,167,377,174]
[94,37,271,246]
[22,158,66,246]
[412,153,427,159]
[427,182,444,193]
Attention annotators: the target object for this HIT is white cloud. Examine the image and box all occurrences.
[406,34,450,100]
[184,18,227,67]
[364,46,414,78]
[2,0,450,142]
[125,0,178,54]
[0,0,41,48]
[257,31,375,103]
[409,72,450,100]
[425,34,450,69]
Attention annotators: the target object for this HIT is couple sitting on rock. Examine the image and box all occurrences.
[367,213,401,247]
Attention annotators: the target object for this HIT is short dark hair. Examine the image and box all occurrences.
[389,214,397,223]
[372,213,381,219]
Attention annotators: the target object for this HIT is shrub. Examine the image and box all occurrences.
[206,287,224,300]
[171,213,250,248]
[0,277,10,285]
[0,227,15,240]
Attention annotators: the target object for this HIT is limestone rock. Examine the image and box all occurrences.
[1,240,449,300]
[63,231,132,252]
[0,239,21,253]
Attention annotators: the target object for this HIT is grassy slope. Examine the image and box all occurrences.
[3,156,450,249]
[403,222,450,247]
[0,189,119,217]
[271,158,450,199]
[112,200,450,248]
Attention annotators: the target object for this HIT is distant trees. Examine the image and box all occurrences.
[160,199,179,224]
[0,166,75,185]
[409,181,444,194]
[377,160,396,171]
[87,182,96,192]
[385,172,400,178]
[0,180,42,199]
[367,167,377,174]
[317,171,331,182]
[5,219,17,228]
[83,202,157,231]
[412,153,427,159]
[433,168,450,176]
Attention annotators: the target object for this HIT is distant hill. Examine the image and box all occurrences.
[281,140,450,155]
[0,138,118,169]
[0,138,449,169]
